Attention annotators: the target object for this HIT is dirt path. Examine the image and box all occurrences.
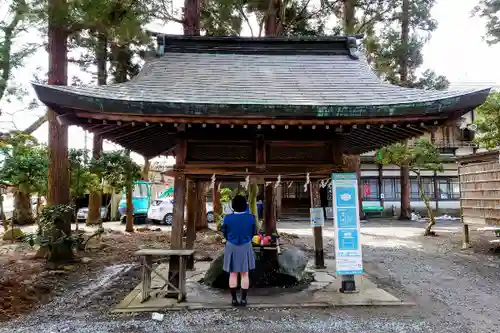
[1,219,500,332]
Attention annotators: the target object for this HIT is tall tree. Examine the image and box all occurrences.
[46,0,69,208]
[90,150,141,231]
[377,140,443,235]
[473,0,500,45]
[367,0,448,220]
[0,133,48,225]
[87,34,107,225]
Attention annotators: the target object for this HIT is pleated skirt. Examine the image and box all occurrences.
[223,241,256,273]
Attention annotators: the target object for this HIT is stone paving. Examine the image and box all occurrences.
[114,259,405,312]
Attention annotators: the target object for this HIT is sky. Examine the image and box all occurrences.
[0,0,499,166]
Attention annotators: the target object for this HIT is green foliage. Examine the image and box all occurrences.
[68,148,100,200]
[219,187,232,203]
[0,132,48,194]
[90,150,141,193]
[0,0,40,105]
[473,0,500,45]
[474,91,500,149]
[367,0,449,89]
[201,0,243,36]
[377,139,442,233]
[34,204,82,248]
[216,214,223,231]
[377,139,443,174]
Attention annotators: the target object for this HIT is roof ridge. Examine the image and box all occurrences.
[153,34,361,59]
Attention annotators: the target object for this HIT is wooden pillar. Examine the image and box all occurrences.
[276,185,282,219]
[168,132,187,297]
[125,149,134,232]
[310,180,325,268]
[195,181,207,231]
[354,155,363,220]
[431,128,439,210]
[378,163,384,207]
[264,184,276,235]
[458,165,470,249]
[185,179,197,270]
[213,180,221,223]
[249,182,259,227]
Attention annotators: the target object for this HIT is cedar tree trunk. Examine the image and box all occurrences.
[46,0,72,262]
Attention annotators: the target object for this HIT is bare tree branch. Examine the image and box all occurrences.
[236,3,254,37]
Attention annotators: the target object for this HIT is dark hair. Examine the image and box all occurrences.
[232,195,248,213]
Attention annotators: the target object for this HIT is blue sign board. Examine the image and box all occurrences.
[310,208,325,227]
[332,172,363,275]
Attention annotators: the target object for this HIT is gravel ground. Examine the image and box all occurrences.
[1,219,500,333]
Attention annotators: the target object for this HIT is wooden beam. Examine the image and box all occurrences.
[75,110,445,126]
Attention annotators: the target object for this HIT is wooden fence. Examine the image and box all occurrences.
[459,151,500,225]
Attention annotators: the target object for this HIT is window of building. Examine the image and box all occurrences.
[361,178,379,200]
[283,181,310,199]
[410,177,434,200]
[437,178,459,199]
[382,178,401,200]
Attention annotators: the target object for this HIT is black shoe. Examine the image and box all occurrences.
[230,288,239,306]
[240,289,248,307]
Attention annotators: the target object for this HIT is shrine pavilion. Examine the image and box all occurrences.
[32,34,491,295]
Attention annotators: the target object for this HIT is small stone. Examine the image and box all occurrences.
[194,250,213,262]
[314,272,335,283]
[81,257,92,264]
[151,312,164,321]
[62,265,74,271]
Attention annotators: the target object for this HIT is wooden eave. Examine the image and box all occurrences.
[59,105,456,158]
[457,150,500,166]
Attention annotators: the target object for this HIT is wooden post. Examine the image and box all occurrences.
[125,149,134,232]
[249,182,259,227]
[195,181,207,231]
[201,181,207,228]
[458,165,470,249]
[264,184,276,235]
[185,180,197,270]
[141,255,153,302]
[168,132,187,298]
[378,163,384,208]
[354,155,364,220]
[276,185,282,219]
[310,180,325,268]
[213,180,221,223]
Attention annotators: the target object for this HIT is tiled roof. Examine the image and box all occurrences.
[32,35,491,119]
[34,52,489,106]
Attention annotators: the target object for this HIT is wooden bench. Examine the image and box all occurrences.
[476,227,500,237]
[135,249,195,303]
[362,202,384,217]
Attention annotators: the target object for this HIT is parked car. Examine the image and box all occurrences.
[147,198,214,225]
[76,206,108,223]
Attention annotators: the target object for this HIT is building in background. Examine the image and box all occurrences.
[358,110,478,216]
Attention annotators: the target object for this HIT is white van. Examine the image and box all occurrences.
[147,197,214,225]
